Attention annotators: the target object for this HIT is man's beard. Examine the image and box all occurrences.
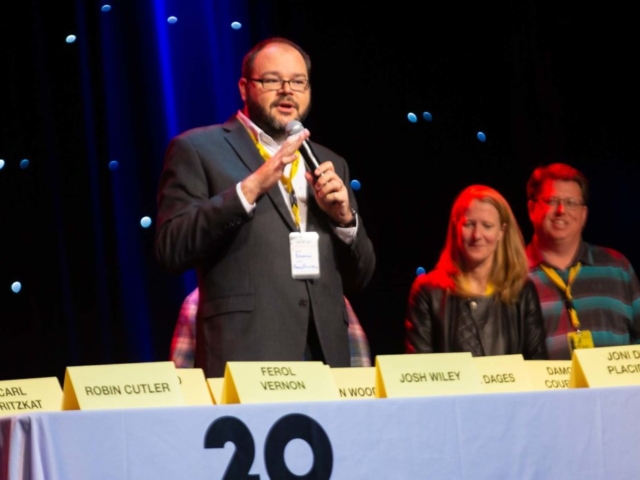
[246,96,310,142]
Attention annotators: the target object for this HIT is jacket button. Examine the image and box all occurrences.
[299,299,308,307]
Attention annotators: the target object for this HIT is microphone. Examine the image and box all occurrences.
[285,120,321,173]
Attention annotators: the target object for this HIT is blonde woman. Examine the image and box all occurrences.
[405,185,548,359]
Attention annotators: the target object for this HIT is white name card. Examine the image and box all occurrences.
[332,367,376,400]
[63,361,185,410]
[375,353,482,398]
[0,377,63,416]
[526,360,571,390]
[177,368,214,405]
[221,361,339,404]
[570,345,640,388]
[473,355,533,393]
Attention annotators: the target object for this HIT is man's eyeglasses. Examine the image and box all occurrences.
[247,77,310,92]
[537,197,585,210]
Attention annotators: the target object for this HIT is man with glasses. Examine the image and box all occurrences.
[525,162,640,359]
[155,37,376,377]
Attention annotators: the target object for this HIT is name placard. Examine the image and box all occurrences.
[206,377,224,405]
[332,367,376,400]
[473,355,532,393]
[177,368,214,405]
[375,353,481,398]
[220,361,340,404]
[0,377,63,416]
[62,361,185,410]
[570,345,640,388]
[526,360,571,390]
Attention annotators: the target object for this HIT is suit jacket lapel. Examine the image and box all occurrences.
[223,116,298,231]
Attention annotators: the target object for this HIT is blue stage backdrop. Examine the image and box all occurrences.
[1,0,638,381]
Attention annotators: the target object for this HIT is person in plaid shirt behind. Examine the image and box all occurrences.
[170,289,371,370]
[525,162,640,359]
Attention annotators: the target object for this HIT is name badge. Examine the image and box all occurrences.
[289,232,320,279]
[567,330,594,353]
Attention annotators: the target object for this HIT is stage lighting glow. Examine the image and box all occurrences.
[416,266,426,276]
[11,282,22,294]
[350,179,361,191]
[423,112,433,121]
[407,112,417,123]
[231,21,242,30]
[0,159,5,170]
[101,5,111,12]
[167,16,178,24]
[66,35,77,44]
[140,216,152,228]
[477,131,486,142]
[20,159,30,169]
[108,160,119,171]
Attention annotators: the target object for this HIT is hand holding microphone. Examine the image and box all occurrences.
[285,120,321,175]
[285,120,353,225]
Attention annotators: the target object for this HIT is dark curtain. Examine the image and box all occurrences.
[1,0,638,381]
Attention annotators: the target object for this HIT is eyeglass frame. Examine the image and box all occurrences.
[245,77,311,92]
[536,197,586,210]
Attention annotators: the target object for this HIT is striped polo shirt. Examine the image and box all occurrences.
[527,241,640,360]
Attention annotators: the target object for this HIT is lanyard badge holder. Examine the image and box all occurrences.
[290,232,320,279]
[539,263,594,354]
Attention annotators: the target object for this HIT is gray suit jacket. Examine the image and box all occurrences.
[155,115,376,377]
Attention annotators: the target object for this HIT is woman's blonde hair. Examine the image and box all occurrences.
[432,184,529,303]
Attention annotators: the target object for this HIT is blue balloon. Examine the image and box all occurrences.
[231,21,242,30]
[477,131,487,142]
[422,112,433,122]
[108,160,119,171]
[11,281,22,293]
[0,159,5,170]
[350,179,361,191]
[20,159,30,169]
[416,266,426,276]
[407,112,418,123]
[66,35,77,44]
[167,16,178,24]
[140,216,152,228]
[101,5,111,12]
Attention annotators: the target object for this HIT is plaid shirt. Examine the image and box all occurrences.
[527,241,640,360]
[170,289,371,369]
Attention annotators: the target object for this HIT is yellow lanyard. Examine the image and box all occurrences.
[540,263,582,330]
[459,277,495,296]
[245,127,300,228]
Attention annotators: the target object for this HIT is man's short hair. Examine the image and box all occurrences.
[527,162,590,204]
[241,37,312,79]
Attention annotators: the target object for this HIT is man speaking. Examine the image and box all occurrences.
[154,37,376,377]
